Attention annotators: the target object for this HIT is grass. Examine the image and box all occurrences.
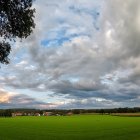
[111,113,140,117]
[0,115,140,140]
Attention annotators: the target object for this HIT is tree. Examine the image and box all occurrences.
[0,0,35,64]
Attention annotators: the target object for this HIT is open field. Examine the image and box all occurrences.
[111,113,140,117]
[0,115,140,140]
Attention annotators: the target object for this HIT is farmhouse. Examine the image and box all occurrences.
[34,113,41,116]
[67,112,73,116]
[12,112,23,117]
[43,112,53,116]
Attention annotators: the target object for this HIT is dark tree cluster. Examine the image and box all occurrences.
[0,0,35,64]
[44,107,140,115]
[0,109,12,117]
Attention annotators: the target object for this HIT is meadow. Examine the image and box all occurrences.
[0,115,140,140]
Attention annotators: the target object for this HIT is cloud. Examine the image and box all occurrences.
[0,0,140,108]
[0,88,11,103]
[0,88,57,109]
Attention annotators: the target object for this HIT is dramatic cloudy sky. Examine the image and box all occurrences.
[0,0,140,109]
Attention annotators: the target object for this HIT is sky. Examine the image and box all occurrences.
[0,0,140,109]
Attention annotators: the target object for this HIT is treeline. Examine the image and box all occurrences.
[44,107,140,114]
[0,109,13,117]
[71,107,140,114]
[0,107,140,117]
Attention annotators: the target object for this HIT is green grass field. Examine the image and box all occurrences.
[0,115,140,140]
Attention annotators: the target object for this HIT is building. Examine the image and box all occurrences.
[43,112,53,116]
[67,112,73,116]
[12,112,23,117]
[34,113,41,116]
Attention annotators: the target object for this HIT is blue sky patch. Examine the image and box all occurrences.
[41,26,90,47]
